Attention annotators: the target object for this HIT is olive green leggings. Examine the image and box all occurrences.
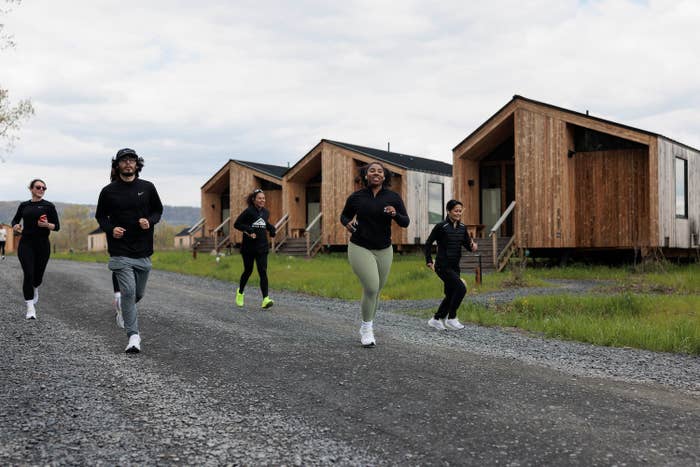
[347,243,393,322]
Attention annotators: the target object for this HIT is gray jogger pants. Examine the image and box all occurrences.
[108,256,152,337]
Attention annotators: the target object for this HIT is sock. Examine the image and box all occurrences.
[33,288,39,304]
[26,300,35,310]
[114,291,121,299]
[361,320,373,329]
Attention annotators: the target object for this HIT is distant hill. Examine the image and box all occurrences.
[0,201,200,227]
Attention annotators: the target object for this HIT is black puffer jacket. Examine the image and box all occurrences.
[424,218,475,268]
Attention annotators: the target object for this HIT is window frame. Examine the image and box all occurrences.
[675,157,688,219]
[428,181,444,225]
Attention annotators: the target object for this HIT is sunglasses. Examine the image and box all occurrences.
[253,189,264,194]
[33,186,47,191]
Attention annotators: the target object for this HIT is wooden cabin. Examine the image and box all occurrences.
[453,95,700,266]
[281,139,452,253]
[199,159,287,251]
[87,227,108,252]
[0,223,17,254]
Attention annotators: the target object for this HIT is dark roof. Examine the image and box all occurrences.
[323,140,452,176]
[453,95,700,153]
[232,160,288,179]
[88,227,104,235]
[175,227,191,237]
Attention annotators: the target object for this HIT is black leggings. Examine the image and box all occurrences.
[0,241,6,256]
[239,251,269,297]
[434,264,467,320]
[17,238,51,301]
[112,272,120,293]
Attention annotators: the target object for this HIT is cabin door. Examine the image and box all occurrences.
[220,191,230,236]
[306,186,321,237]
[479,163,515,236]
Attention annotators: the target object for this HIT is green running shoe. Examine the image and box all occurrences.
[261,296,274,309]
[235,289,244,307]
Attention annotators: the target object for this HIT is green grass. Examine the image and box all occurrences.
[52,250,700,354]
[453,294,700,355]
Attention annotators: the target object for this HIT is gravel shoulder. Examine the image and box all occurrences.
[1,257,698,466]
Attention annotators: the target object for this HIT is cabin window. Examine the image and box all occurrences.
[428,182,444,224]
[675,157,688,219]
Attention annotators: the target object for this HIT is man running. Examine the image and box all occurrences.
[95,148,163,353]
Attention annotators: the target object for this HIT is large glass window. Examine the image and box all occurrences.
[428,182,444,224]
[676,157,688,219]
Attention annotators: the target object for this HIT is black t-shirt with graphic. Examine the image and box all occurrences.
[233,206,276,254]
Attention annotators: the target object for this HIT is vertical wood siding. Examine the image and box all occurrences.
[406,171,453,244]
[658,138,700,248]
[573,149,649,247]
[514,108,574,248]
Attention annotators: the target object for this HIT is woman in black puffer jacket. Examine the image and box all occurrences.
[424,199,477,331]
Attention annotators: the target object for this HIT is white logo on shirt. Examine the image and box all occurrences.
[138,192,144,196]
[252,218,266,228]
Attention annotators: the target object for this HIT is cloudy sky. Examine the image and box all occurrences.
[1,0,698,208]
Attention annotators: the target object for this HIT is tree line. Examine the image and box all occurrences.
[52,205,186,252]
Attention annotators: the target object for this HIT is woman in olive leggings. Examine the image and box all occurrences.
[340,161,409,347]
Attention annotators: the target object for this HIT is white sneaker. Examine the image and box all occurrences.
[359,326,375,347]
[428,317,446,330]
[113,296,124,329]
[125,334,141,353]
[25,304,36,320]
[444,318,465,330]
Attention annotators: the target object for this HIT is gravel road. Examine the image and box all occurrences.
[1,257,698,466]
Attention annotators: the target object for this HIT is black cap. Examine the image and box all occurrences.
[115,148,138,160]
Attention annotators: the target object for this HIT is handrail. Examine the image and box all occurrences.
[216,234,231,252]
[305,212,323,232]
[304,212,323,257]
[188,217,205,236]
[489,201,516,267]
[271,213,290,252]
[489,201,516,237]
[212,216,230,234]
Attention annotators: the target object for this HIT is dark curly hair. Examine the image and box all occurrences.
[111,148,144,181]
[246,188,264,207]
[359,161,392,188]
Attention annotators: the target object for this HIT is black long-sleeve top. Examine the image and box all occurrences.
[233,206,276,254]
[95,178,163,258]
[424,218,475,268]
[11,200,60,240]
[340,187,409,250]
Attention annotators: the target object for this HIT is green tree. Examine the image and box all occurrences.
[1,0,34,161]
[52,205,96,252]
[154,220,183,251]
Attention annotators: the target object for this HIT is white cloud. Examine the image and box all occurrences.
[1,0,699,207]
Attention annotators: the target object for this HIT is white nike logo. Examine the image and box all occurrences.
[138,192,144,196]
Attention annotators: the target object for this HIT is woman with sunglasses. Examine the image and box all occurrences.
[233,188,276,309]
[11,179,60,319]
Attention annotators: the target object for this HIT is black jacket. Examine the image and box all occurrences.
[424,218,475,268]
[340,187,409,250]
[12,200,60,241]
[95,178,163,258]
[233,206,276,254]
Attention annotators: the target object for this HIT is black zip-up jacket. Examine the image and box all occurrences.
[233,206,276,254]
[95,178,163,258]
[12,200,60,240]
[340,187,410,250]
[424,218,475,268]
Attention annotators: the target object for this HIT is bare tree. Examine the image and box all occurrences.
[0,0,34,161]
